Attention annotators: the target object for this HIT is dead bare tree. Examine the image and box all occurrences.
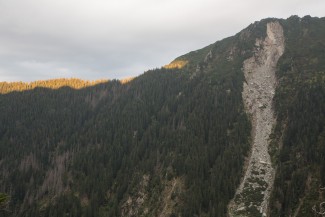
[312,202,325,216]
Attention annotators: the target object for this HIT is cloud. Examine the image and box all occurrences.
[0,0,324,81]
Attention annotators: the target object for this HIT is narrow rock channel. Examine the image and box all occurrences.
[228,22,285,217]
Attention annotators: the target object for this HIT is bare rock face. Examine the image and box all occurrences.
[228,21,284,217]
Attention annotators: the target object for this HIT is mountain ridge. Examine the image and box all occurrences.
[0,15,325,217]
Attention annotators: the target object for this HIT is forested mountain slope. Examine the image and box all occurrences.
[269,16,325,217]
[0,15,324,217]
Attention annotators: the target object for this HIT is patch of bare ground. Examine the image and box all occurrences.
[228,21,284,217]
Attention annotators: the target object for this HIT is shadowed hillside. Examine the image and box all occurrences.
[0,15,324,217]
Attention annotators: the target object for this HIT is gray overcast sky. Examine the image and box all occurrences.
[0,0,324,82]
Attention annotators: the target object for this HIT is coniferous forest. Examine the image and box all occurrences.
[0,16,325,217]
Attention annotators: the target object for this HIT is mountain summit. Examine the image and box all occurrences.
[0,15,324,217]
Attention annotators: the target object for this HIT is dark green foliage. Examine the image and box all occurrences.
[269,15,325,217]
[0,193,8,209]
[0,49,251,216]
[0,193,9,217]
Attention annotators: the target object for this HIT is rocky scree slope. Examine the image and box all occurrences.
[228,21,284,217]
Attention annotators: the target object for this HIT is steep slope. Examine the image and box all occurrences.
[0,16,324,217]
[0,68,251,217]
[229,21,285,217]
[269,15,325,217]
